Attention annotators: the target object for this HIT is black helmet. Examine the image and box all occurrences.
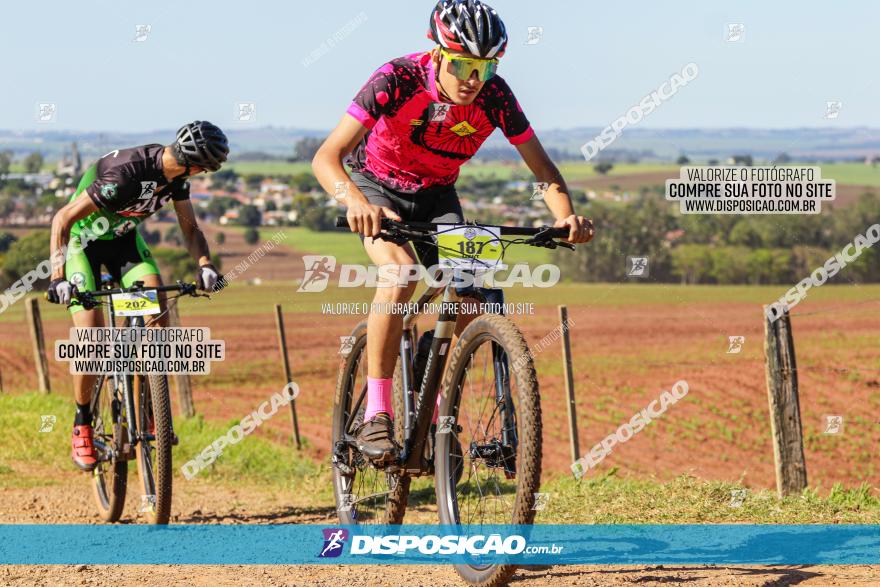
[172,120,229,172]
[427,0,508,59]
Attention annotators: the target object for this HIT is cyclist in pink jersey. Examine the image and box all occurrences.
[313,0,594,462]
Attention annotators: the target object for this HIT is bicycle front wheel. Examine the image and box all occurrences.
[434,313,542,587]
[134,373,173,524]
[90,375,128,522]
[331,321,410,524]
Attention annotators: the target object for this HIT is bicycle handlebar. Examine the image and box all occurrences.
[69,280,215,311]
[334,216,570,239]
[75,281,200,299]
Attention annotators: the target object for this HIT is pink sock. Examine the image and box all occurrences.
[364,377,393,422]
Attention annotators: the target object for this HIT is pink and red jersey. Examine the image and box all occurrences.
[345,51,534,193]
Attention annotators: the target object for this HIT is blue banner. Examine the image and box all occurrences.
[0,525,878,565]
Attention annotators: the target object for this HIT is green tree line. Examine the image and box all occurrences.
[553,191,880,284]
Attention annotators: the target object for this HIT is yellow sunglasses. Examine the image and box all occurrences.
[439,47,498,82]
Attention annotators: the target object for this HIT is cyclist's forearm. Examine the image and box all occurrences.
[542,187,576,220]
[535,168,576,220]
[50,195,99,279]
[49,214,71,280]
[183,227,212,267]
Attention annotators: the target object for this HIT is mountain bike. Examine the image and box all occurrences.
[330,217,574,586]
[71,278,210,524]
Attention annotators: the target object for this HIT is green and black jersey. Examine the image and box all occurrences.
[65,144,190,313]
[70,144,190,240]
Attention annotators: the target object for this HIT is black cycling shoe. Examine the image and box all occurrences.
[355,412,398,464]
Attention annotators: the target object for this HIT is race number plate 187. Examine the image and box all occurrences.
[436,225,505,272]
[111,290,161,316]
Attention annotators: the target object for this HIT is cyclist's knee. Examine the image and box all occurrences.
[71,307,104,328]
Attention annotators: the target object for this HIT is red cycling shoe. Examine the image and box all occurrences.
[71,425,97,472]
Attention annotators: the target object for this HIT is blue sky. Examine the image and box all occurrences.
[2,0,877,131]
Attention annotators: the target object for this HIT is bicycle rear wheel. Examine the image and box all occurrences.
[435,313,542,587]
[134,373,173,524]
[90,374,128,522]
[331,321,410,524]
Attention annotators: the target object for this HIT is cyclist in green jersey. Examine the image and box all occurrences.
[46,121,229,471]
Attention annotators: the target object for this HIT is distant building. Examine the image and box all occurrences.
[57,142,82,177]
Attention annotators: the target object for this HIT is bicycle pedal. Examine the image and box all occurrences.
[171,433,179,446]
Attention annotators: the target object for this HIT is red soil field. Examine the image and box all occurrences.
[5,294,876,492]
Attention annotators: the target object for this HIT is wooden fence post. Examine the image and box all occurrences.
[558,305,580,463]
[168,304,195,418]
[763,306,807,497]
[25,298,51,393]
[274,304,301,449]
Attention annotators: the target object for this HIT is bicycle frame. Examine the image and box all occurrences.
[345,271,516,477]
[90,281,171,462]
[336,217,570,478]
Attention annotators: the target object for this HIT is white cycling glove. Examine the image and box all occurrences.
[47,278,74,305]
[197,265,219,291]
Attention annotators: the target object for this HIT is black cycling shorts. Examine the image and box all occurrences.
[65,230,159,314]
[350,171,464,269]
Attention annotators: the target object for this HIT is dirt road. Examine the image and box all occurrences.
[2,480,876,586]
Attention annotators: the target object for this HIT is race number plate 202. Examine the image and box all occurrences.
[436,225,505,271]
[111,291,161,317]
